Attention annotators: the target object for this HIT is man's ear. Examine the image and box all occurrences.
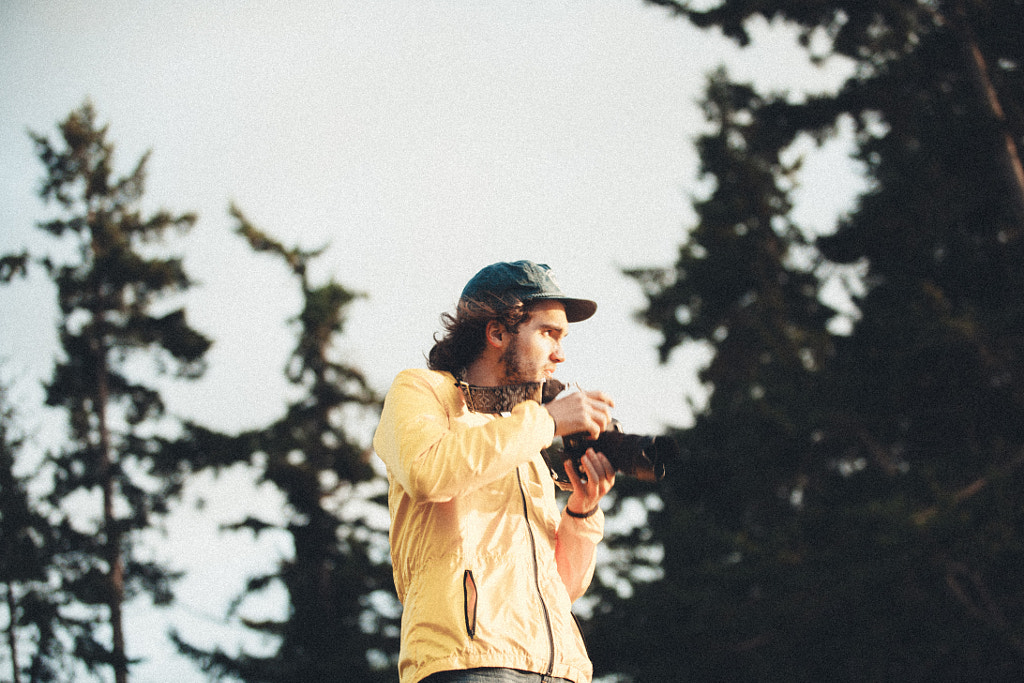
[485,320,507,349]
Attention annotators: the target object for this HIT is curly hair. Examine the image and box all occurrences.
[427,297,530,375]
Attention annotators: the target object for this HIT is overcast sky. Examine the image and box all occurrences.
[1,2,862,680]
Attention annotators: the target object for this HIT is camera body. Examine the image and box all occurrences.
[547,420,677,484]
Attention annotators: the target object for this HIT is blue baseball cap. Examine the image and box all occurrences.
[460,260,597,323]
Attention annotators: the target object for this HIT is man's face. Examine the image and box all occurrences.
[499,301,569,385]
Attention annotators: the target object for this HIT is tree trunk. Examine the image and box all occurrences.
[949,0,1024,232]
[5,583,22,683]
[94,321,127,683]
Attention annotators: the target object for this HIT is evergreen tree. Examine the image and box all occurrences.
[2,102,211,683]
[589,68,840,681]
[171,206,399,681]
[1,379,61,683]
[592,1,1024,680]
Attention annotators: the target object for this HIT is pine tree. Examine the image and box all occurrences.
[2,102,211,683]
[592,1,1024,679]
[1,379,59,683]
[589,68,839,681]
[171,206,399,681]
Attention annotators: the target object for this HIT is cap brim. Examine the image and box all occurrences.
[537,296,596,323]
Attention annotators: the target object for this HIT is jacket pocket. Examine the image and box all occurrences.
[463,569,478,639]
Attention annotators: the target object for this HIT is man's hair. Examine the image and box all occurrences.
[427,298,530,374]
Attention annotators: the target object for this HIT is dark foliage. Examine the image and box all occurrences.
[589,1,1024,680]
[2,102,211,683]
[172,206,400,681]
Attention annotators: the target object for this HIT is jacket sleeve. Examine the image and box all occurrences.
[374,369,557,502]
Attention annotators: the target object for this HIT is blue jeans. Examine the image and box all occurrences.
[421,668,573,683]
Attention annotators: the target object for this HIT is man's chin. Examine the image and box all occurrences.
[501,375,546,386]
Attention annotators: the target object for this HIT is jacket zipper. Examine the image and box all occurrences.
[516,467,555,676]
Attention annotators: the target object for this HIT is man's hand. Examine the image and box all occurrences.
[544,389,614,440]
[564,448,615,516]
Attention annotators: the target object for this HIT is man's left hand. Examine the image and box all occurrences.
[564,448,615,516]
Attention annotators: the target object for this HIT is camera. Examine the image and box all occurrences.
[546,420,677,484]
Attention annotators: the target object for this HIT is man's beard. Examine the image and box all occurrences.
[455,334,563,413]
[498,333,536,385]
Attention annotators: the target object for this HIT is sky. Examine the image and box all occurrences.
[0,2,863,680]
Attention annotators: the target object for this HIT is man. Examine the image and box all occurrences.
[373,260,617,683]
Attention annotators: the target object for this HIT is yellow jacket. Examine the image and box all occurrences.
[373,369,603,683]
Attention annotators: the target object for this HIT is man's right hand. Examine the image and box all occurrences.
[544,389,614,439]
